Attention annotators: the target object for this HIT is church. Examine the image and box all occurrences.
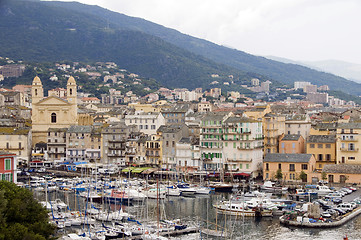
[31,76,78,146]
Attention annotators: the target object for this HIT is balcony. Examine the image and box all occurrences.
[341,138,358,142]
[340,148,359,152]
[0,147,24,150]
[107,153,125,157]
[237,146,253,150]
[265,128,278,132]
[108,146,125,150]
[48,142,66,145]
[108,139,126,143]
[239,131,251,135]
[265,143,277,147]
[226,158,252,162]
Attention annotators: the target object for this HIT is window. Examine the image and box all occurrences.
[266,163,269,171]
[326,154,331,161]
[318,154,323,161]
[310,144,315,148]
[318,144,323,148]
[5,159,11,170]
[301,164,308,170]
[289,164,295,171]
[349,143,355,151]
[348,157,355,160]
[292,143,295,149]
[246,164,249,169]
[326,144,331,148]
[278,163,281,170]
[51,113,57,123]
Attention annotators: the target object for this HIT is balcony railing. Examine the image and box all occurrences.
[340,148,359,152]
[226,158,252,162]
[340,138,358,142]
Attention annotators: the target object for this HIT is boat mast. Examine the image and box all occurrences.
[157,177,160,238]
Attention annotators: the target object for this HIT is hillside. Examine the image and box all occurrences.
[44,1,361,96]
[0,0,361,97]
[0,0,266,91]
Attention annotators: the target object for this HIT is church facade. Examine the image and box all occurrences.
[31,76,78,146]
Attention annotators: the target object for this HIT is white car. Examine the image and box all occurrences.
[337,203,354,212]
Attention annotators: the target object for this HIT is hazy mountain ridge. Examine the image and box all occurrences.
[267,56,361,84]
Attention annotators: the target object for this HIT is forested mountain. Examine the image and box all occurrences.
[1,0,361,96]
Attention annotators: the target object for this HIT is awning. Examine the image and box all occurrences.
[131,167,150,174]
[154,170,174,175]
[233,172,251,177]
[141,168,157,174]
[121,167,135,173]
[32,153,44,156]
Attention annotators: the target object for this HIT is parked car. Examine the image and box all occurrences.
[326,209,337,216]
[337,203,354,212]
[340,188,352,194]
[333,208,346,215]
[321,211,332,218]
[325,192,343,199]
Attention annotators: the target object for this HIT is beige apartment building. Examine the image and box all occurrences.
[0,127,32,166]
[263,113,285,155]
[336,123,361,164]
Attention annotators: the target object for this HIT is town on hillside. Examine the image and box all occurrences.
[0,56,360,186]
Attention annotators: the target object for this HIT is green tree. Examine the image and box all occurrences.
[321,172,327,181]
[299,171,308,183]
[275,168,283,182]
[0,181,55,240]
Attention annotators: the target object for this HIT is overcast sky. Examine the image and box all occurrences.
[54,0,361,64]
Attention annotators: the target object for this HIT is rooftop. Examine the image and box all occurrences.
[264,153,313,163]
[281,134,302,141]
[307,135,336,143]
[323,164,361,174]
[157,124,186,133]
[67,125,92,133]
[224,116,258,124]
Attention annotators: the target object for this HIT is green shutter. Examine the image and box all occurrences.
[10,174,13,182]
[2,174,4,181]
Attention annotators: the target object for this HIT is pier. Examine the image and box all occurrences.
[129,227,199,239]
[280,207,361,228]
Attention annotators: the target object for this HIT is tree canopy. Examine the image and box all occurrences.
[0,181,55,240]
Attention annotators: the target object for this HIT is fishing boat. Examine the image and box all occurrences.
[104,189,133,204]
[214,201,273,217]
[260,181,288,192]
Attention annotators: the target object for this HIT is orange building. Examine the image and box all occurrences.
[263,153,316,183]
[279,134,305,154]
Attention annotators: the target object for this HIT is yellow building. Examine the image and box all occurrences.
[128,103,166,113]
[336,123,361,164]
[323,164,361,184]
[244,104,271,121]
[263,153,316,183]
[306,135,336,171]
[31,76,78,146]
[145,135,162,166]
[263,113,285,155]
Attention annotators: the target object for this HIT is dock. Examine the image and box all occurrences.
[129,227,199,239]
[280,207,361,228]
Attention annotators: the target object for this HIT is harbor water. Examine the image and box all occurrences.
[34,190,361,239]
